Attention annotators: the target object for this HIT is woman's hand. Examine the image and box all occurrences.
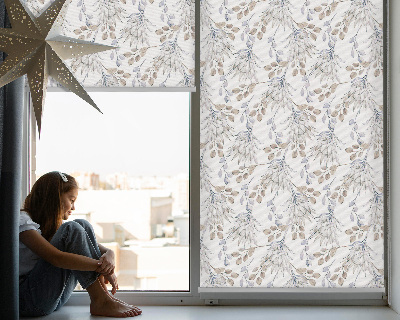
[104,273,119,295]
[96,250,115,276]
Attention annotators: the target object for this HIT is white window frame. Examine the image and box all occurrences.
[20,0,392,307]
[22,87,201,306]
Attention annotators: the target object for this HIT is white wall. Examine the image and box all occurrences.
[390,0,400,313]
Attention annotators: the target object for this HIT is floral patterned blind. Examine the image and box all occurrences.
[200,0,384,288]
[24,0,195,88]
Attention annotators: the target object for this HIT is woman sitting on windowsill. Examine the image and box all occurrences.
[19,171,142,318]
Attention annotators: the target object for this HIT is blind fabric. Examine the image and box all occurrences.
[200,0,384,288]
[24,0,195,88]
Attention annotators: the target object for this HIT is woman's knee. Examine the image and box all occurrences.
[50,221,84,247]
[52,221,100,258]
[73,219,95,235]
[73,219,92,230]
[58,220,86,236]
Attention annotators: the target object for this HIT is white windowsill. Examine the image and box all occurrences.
[66,289,387,307]
[20,305,400,320]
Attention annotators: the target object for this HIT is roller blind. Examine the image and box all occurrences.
[26,0,195,89]
[200,0,384,288]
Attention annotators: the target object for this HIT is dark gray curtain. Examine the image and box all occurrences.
[0,0,25,318]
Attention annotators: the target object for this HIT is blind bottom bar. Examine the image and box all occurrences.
[46,86,196,92]
[198,288,385,300]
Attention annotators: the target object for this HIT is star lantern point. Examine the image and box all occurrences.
[0,0,113,134]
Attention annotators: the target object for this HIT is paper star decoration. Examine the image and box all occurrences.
[0,0,114,133]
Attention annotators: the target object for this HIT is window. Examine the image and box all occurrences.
[22,0,389,306]
[30,91,190,291]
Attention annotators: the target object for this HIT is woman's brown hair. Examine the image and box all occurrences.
[22,172,78,241]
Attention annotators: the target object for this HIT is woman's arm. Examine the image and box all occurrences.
[98,243,112,256]
[20,230,102,272]
[97,243,115,275]
[98,244,118,293]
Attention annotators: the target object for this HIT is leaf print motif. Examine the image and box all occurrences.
[121,5,152,48]
[176,0,195,41]
[367,107,384,159]
[341,157,375,193]
[202,188,231,230]
[284,190,314,229]
[201,104,234,158]
[285,106,316,153]
[94,0,125,41]
[340,76,378,111]
[260,75,295,111]
[228,209,261,249]
[344,0,378,29]
[286,26,316,66]
[202,26,233,73]
[310,43,342,83]
[368,189,384,238]
[70,53,104,80]
[342,239,378,275]
[259,157,293,194]
[260,239,293,278]
[200,153,212,191]
[228,126,261,166]
[260,0,293,30]
[312,120,340,166]
[228,43,260,82]
[368,27,384,75]
[285,270,310,287]
[310,205,341,247]
[153,38,188,76]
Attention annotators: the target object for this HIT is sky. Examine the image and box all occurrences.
[36,91,190,177]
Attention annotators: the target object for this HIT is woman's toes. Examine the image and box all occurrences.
[124,310,133,317]
[131,309,139,316]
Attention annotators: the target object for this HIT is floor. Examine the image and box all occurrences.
[20,305,400,320]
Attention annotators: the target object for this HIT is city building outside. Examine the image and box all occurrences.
[63,172,189,291]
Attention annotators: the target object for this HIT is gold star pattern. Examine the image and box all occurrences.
[0,0,114,133]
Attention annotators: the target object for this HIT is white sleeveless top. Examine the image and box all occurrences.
[19,212,41,277]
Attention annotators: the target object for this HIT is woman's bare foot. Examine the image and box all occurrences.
[98,275,142,315]
[87,278,141,317]
[90,295,140,318]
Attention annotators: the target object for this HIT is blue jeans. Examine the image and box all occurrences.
[19,219,101,317]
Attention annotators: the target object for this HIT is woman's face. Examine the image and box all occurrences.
[60,188,78,220]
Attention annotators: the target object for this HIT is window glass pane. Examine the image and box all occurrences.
[34,91,190,291]
[200,0,384,288]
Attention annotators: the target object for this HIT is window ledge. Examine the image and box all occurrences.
[21,305,399,320]
[67,289,387,306]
